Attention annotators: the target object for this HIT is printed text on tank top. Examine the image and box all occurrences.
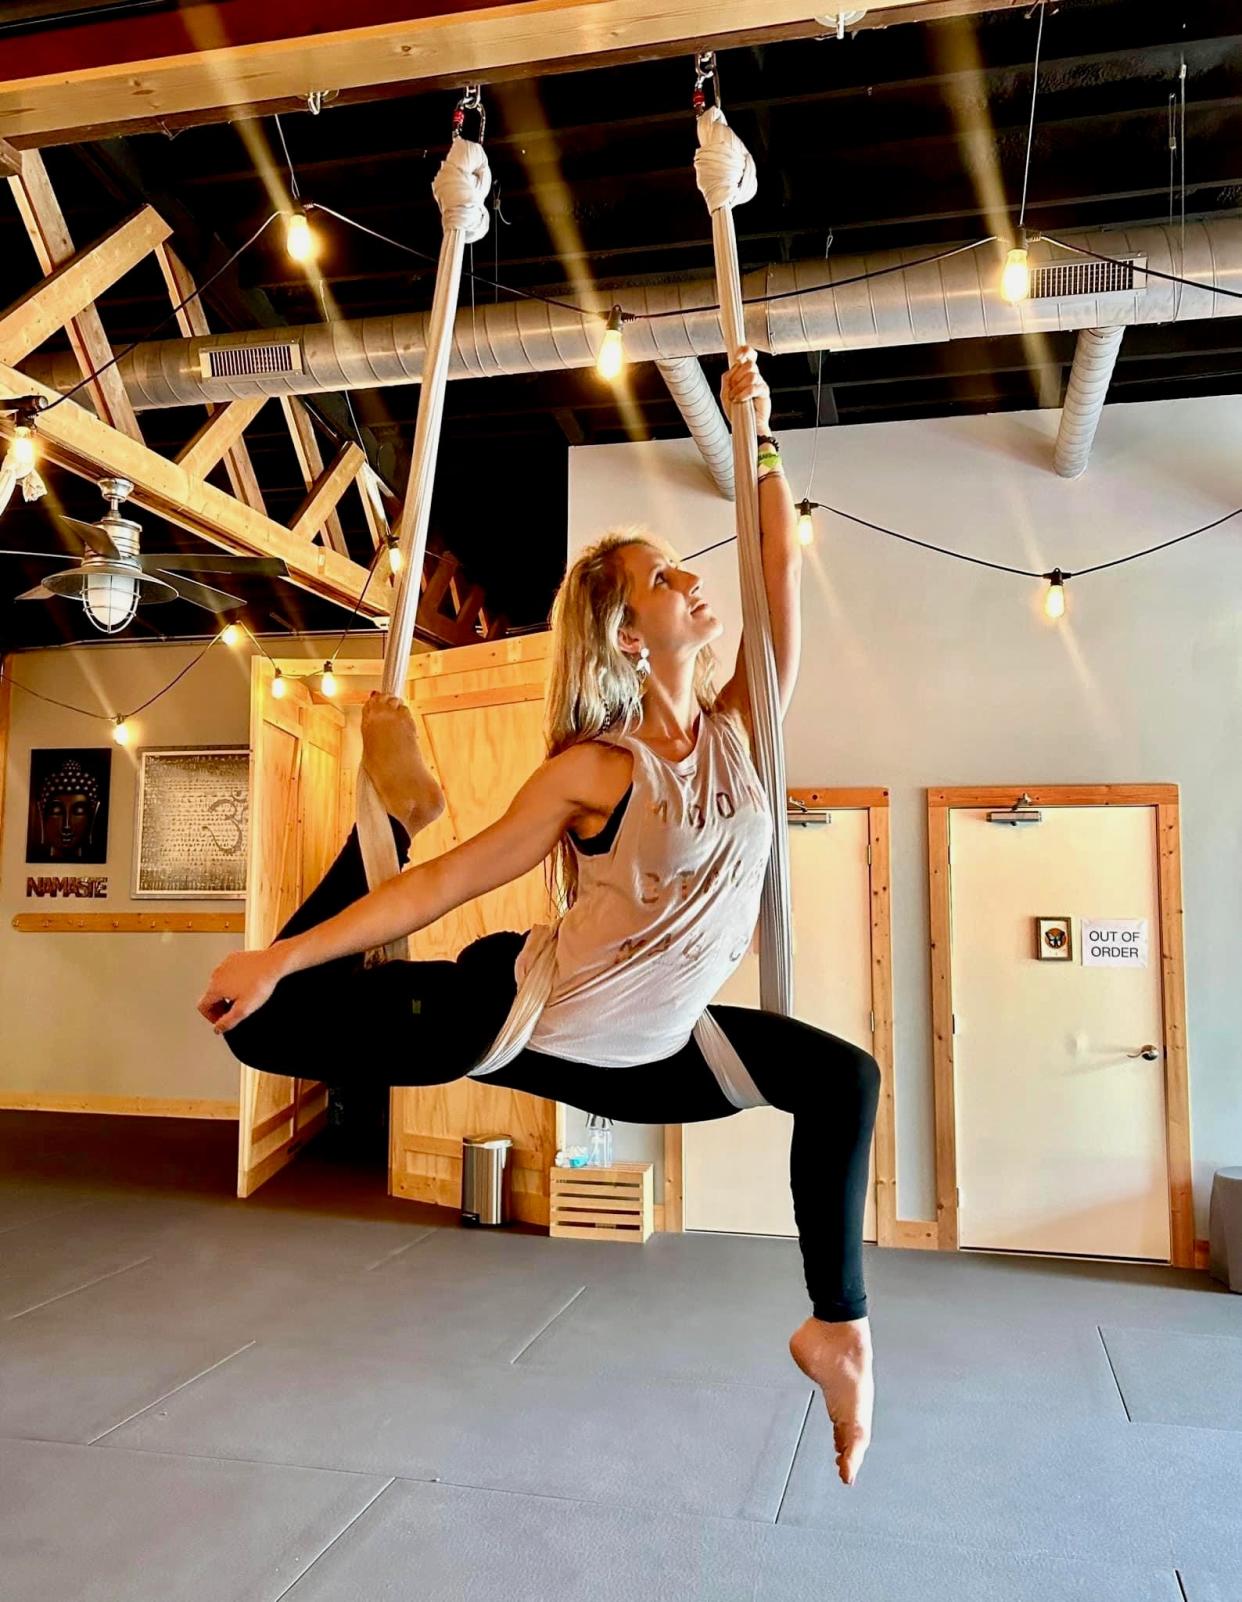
[516,705,771,1067]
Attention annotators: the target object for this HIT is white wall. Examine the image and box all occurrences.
[0,632,384,1107]
[567,394,1242,1236]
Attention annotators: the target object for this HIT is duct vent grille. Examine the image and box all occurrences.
[199,343,303,380]
[1030,257,1143,299]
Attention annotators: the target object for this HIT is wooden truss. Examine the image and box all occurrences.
[0,147,507,644]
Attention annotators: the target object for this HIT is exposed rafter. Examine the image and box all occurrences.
[0,360,388,619]
[6,150,145,440]
[0,0,1026,147]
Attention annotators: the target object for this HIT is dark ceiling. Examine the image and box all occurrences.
[3,0,1241,650]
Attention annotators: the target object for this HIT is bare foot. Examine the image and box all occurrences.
[361,693,445,836]
[789,1315,874,1487]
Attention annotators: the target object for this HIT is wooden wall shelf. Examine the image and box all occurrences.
[12,912,244,934]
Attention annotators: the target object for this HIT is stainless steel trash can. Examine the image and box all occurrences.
[461,1136,513,1226]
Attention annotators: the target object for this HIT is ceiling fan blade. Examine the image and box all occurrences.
[15,583,56,601]
[157,572,247,612]
[137,553,288,578]
[52,515,119,559]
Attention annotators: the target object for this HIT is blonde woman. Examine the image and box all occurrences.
[199,348,880,1487]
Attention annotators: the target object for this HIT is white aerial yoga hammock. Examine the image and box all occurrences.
[353,91,792,1109]
[353,116,492,965]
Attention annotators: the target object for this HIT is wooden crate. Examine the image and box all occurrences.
[549,1162,654,1244]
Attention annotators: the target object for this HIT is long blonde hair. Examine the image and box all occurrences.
[543,526,719,914]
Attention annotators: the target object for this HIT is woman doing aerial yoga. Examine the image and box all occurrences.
[198,348,880,1487]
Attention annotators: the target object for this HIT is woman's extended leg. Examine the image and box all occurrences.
[491,1010,880,1324]
[485,1010,880,1486]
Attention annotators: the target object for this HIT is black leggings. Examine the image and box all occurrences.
[224,820,880,1323]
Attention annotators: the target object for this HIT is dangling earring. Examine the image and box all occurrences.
[634,645,651,680]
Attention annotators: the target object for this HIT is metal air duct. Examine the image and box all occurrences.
[22,221,1242,476]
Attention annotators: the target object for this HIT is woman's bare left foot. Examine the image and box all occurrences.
[789,1315,874,1486]
[361,694,445,836]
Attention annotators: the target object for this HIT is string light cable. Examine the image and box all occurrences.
[37,212,282,418]
[682,497,1242,592]
[0,532,389,728]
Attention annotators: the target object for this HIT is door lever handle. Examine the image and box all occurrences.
[1128,1044,1160,1061]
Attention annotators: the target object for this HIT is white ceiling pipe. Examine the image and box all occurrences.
[655,357,735,499]
[1053,326,1126,479]
[22,220,1242,412]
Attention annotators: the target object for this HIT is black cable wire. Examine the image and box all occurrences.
[309,203,599,320]
[0,671,117,724]
[1,630,221,723]
[685,498,1242,580]
[127,633,220,715]
[41,212,282,414]
[313,201,1001,325]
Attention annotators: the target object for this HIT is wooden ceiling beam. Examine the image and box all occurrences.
[288,441,366,545]
[6,151,144,440]
[175,396,268,480]
[0,360,388,620]
[154,242,268,515]
[279,396,352,556]
[0,0,1025,148]
[0,206,170,367]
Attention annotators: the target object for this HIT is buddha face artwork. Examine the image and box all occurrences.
[26,748,112,865]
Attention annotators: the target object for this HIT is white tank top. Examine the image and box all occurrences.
[512,704,772,1067]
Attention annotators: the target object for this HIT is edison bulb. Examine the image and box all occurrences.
[797,510,815,546]
[271,669,287,700]
[220,623,241,648]
[320,662,338,697]
[113,718,131,747]
[388,541,404,576]
[286,209,315,263]
[597,307,625,381]
[1044,574,1066,620]
[7,424,36,477]
[1001,247,1031,304]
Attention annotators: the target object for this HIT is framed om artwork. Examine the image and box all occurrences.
[132,746,250,899]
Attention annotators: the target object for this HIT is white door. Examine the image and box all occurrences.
[950,806,1170,1261]
[683,811,878,1242]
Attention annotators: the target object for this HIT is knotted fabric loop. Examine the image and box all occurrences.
[432,138,491,244]
[693,106,758,215]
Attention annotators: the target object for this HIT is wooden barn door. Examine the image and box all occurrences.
[237,660,345,1198]
[389,635,561,1225]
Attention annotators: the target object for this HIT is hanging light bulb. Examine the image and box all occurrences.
[112,716,131,747]
[320,661,338,697]
[220,622,242,648]
[7,422,36,477]
[1001,231,1031,304]
[271,667,287,700]
[286,208,315,263]
[596,306,625,382]
[796,499,816,546]
[1043,568,1067,620]
[386,535,404,576]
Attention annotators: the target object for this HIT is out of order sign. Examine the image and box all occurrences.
[1082,919,1149,968]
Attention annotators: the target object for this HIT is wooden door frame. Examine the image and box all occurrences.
[925,784,1193,1267]
[664,787,905,1248]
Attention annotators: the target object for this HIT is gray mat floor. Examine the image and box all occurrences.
[1,1112,1239,1601]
